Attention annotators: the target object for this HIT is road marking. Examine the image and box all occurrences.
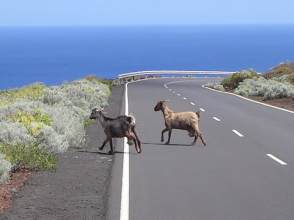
[200,108,205,112]
[213,117,221,122]
[202,85,294,115]
[120,83,130,220]
[190,102,195,105]
[177,93,181,96]
[232,129,244,137]
[172,91,175,94]
[267,154,287,166]
[183,97,187,100]
[169,89,172,91]
[164,84,168,88]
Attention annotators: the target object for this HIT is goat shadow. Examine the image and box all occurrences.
[77,150,137,155]
[142,142,194,147]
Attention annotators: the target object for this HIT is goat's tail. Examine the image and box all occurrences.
[195,111,200,118]
[127,114,136,126]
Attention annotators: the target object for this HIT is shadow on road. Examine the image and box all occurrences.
[142,142,193,147]
[77,149,138,155]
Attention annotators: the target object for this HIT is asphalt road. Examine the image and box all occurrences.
[108,78,294,220]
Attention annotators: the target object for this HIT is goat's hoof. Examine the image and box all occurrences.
[108,150,114,155]
[164,142,170,145]
[161,139,164,142]
[99,147,103,151]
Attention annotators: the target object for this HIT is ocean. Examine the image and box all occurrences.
[0,25,294,89]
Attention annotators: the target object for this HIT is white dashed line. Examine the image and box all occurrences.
[177,93,181,96]
[200,108,205,112]
[212,117,221,122]
[169,89,172,91]
[267,154,287,166]
[172,91,175,94]
[190,102,195,106]
[232,129,244,137]
[183,97,187,100]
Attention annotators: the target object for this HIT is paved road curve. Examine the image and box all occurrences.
[110,78,294,220]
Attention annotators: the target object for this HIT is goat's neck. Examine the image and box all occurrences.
[162,105,173,118]
[97,114,107,128]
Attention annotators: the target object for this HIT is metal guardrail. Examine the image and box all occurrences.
[118,70,235,79]
[113,70,236,85]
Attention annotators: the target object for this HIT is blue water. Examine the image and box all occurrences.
[1,25,294,89]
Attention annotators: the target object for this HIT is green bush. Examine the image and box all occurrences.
[264,63,294,79]
[0,143,57,170]
[288,73,294,85]
[235,77,294,100]
[221,70,259,91]
[85,75,113,91]
[0,83,45,107]
[9,110,53,137]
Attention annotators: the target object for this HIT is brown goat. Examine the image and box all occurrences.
[154,100,206,146]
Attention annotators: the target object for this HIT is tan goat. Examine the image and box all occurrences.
[154,100,206,146]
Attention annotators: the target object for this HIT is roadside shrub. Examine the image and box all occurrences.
[205,83,225,91]
[235,77,294,100]
[221,70,259,91]
[288,73,294,85]
[0,83,45,107]
[0,153,12,184]
[0,143,57,171]
[85,75,113,91]
[264,62,294,79]
[0,122,33,146]
[0,77,110,182]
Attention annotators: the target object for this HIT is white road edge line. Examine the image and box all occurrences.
[120,83,129,220]
[232,129,244,137]
[200,108,206,112]
[190,102,195,105]
[267,154,287,166]
[202,85,294,114]
[212,117,221,122]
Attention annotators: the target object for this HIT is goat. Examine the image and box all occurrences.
[154,100,206,146]
[90,108,141,154]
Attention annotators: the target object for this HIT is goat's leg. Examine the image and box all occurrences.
[99,138,108,151]
[130,133,141,154]
[165,129,172,145]
[192,134,198,145]
[195,127,206,146]
[199,133,207,146]
[132,127,141,151]
[108,138,114,155]
[161,128,169,142]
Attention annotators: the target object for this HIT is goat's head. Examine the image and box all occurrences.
[90,107,104,119]
[154,100,168,112]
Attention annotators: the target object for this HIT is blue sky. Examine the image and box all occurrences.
[0,0,293,26]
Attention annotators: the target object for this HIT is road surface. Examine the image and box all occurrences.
[108,78,294,220]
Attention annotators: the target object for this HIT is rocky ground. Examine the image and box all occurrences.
[0,85,123,220]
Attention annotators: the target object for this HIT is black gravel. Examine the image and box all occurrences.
[0,85,124,220]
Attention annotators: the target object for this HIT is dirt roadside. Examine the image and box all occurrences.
[0,85,123,220]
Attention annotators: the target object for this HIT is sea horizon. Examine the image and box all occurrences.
[1,24,294,89]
